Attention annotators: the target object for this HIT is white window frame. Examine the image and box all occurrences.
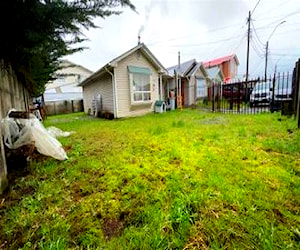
[129,68,152,104]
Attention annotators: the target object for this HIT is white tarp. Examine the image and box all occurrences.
[1,110,68,160]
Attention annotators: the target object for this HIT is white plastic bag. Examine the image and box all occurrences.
[47,126,74,138]
[1,110,68,160]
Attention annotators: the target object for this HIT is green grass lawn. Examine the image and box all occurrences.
[0,109,299,249]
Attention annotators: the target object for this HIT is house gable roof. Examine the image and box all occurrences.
[203,54,239,68]
[186,62,209,78]
[167,59,197,76]
[206,66,224,81]
[60,60,93,74]
[79,43,167,86]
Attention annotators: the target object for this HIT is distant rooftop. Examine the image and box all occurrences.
[167,59,196,76]
[203,54,239,68]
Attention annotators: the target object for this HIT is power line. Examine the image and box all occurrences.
[146,21,246,46]
[150,33,244,48]
[250,37,264,58]
[254,9,300,23]
[251,34,265,54]
[250,20,264,46]
[206,22,247,59]
[271,53,300,57]
[251,0,261,15]
[231,33,247,54]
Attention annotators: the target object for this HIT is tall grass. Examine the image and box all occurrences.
[0,110,299,249]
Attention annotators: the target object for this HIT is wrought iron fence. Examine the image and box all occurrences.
[196,72,295,115]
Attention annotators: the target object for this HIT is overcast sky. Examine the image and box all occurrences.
[66,0,300,79]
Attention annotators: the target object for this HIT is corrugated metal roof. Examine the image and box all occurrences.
[203,54,239,68]
[167,59,196,76]
[186,62,204,77]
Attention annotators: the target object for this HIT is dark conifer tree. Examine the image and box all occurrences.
[0,0,135,95]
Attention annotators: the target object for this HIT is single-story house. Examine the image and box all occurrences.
[163,56,210,107]
[44,60,93,102]
[79,43,167,118]
[203,54,239,83]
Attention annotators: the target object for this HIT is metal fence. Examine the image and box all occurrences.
[197,72,295,115]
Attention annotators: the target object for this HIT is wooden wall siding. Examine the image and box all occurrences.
[182,79,189,106]
[82,73,114,115]
[188,77,196,106]
[222,61,230,79]
[115,50,159,118]
[0,64,29,192]
[0,65,29,118]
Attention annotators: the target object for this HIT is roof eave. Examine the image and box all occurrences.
[141,44,167,72]
[78,64,112,87]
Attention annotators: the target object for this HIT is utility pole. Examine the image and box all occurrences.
[246,11,251,82]
[264,41,268,81]
[245,0,260,82]
[264,20,286,82]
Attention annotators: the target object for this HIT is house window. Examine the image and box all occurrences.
[197,78,207,98]
[56,75,65,83]
[128,66,152,103]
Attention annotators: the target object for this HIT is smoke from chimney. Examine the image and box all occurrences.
[138,1,154,44]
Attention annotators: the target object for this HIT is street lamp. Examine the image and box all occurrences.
[264,20,286,81]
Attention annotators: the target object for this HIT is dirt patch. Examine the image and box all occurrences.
[102,218,124,240]
[71,183,92,202]
[183,222,208,250]
[272,208,286,223]
[64,144,72,152]
[286,202,300,215]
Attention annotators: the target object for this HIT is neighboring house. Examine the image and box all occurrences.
[44,60,93,102]
[79,43,166,118]
[206,66,224,83]
[203,54,239,83]
[163,56,209,107]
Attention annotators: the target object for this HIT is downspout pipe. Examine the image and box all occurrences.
[104,67,118,118]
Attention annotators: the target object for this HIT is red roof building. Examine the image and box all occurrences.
[203,54,239,83]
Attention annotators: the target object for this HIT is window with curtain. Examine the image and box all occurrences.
[128,66,152,103]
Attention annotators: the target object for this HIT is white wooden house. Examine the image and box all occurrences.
[44,60,93,102]
[79,43,167,118]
